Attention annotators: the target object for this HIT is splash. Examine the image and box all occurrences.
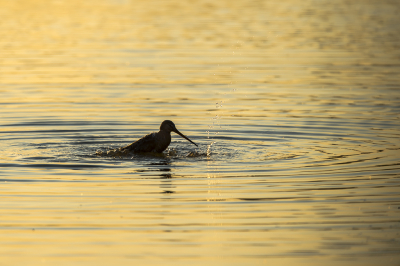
[206,141,216,157]
[95,147,166,158]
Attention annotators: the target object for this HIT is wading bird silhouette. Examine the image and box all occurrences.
[121,120,197,153]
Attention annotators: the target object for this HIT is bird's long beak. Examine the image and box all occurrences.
[173,128,198,147]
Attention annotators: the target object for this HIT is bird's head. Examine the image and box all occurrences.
[159,120,197,147]
[160,120,176,132]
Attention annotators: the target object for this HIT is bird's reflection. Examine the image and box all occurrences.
[159,172,175,194]
[147,160,176,195]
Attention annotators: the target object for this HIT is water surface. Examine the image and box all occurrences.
[1,0,400,265]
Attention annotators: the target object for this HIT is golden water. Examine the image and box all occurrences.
[1,0,400,265]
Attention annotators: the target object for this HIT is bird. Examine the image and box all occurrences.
[121,120,197,153]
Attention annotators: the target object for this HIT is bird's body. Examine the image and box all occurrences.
[121,120,197,153]
[122,131,171,153]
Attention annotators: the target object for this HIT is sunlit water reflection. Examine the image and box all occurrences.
[1,0,400,265]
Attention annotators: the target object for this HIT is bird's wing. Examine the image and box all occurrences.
[122,133,157,153]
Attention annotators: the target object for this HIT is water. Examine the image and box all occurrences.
[1,0,400,265]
